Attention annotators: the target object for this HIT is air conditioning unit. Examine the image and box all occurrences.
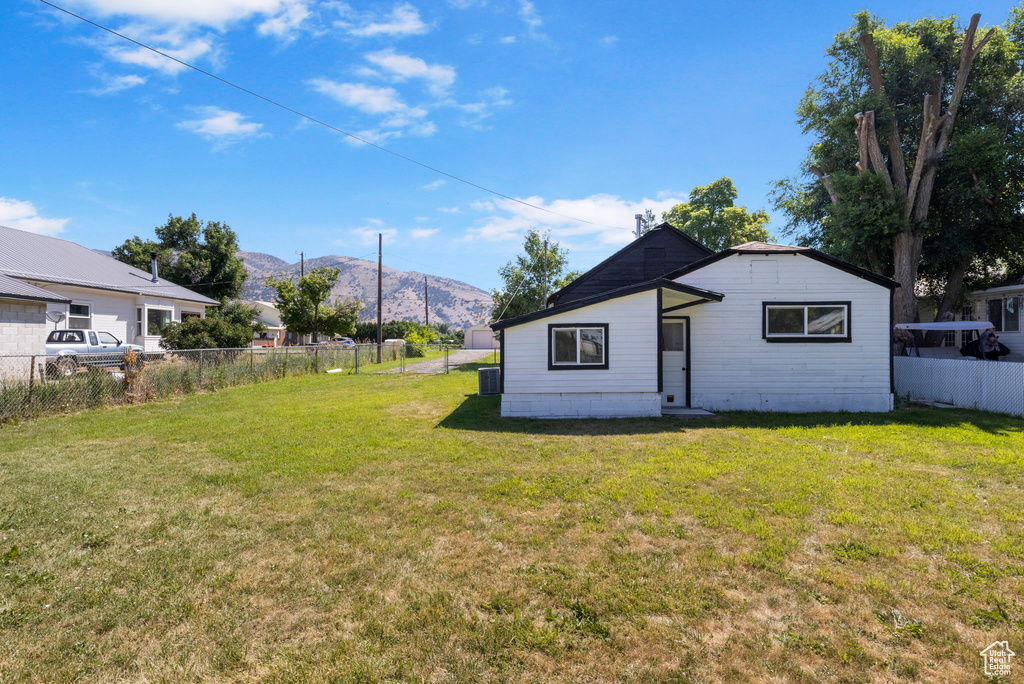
[478,367,501,396]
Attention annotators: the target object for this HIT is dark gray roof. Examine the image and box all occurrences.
[0,225,218,305]
[0,274,71,303]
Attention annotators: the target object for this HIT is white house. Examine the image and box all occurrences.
[0,224,218,355]
[493,228,898,418]
[250,300,292,347]
[968,277,1023,354]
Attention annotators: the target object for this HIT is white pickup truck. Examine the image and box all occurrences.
[44,329,145,377]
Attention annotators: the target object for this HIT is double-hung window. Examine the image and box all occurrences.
[763,302,851,342]
[548,324,608,370]
[67,303,91,329]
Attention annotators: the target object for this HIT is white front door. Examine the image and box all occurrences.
[661,320,687,408]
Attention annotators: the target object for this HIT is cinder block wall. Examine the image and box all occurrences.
[0,298,49,355]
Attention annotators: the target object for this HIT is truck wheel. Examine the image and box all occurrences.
[53,357,78,378]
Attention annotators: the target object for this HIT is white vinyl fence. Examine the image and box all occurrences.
[894,356,1024,417]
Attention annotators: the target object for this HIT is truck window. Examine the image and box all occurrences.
[88,332,98,345]
[98,332,119,345]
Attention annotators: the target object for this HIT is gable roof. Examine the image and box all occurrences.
[662,241,900,290]
[492,278,724,331]
[547,223,713,307]
[0,225,219,305]
[0,274,71,304]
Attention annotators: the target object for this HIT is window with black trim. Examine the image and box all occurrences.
[548,324,608,369]
[763,302,851,342]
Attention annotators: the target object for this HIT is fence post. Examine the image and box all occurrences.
[354,345,359,374]
[199,349,204,386]
[444,346,449,374]
[314,345,320,374]
[250,346,254,376]
[27,355,36,406]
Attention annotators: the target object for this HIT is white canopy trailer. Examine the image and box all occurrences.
[895,322,995,331]
[895,321,998,358]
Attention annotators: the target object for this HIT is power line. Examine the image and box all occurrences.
[38,0,636,235]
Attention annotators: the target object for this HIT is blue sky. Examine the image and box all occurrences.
[0,0,1015,292]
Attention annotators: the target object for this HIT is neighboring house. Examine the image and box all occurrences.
[465,324,498,349]
[493,235,898,418]
[250,300,290,347]
[969,276,1024,354]
[0,224,218,355]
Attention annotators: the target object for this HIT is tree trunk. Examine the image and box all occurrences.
[924,254,972,345]
[893,231,924,323]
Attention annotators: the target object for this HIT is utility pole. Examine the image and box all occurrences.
[297,251,305,278]
[376,233,383,364]
[424,275,429,326]
[542,237,548,309]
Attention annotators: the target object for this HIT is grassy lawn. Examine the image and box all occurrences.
[1,365,1022,682]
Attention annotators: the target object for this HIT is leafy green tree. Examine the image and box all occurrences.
[265,267,362,341]
[770,10,1024,323]
[661,178,772,251]
[159,302,267,350]
[491,230,581,321]
[113,213,248,302]
[637,208,659,235]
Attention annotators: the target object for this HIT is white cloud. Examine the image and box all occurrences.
[309,80,411,115]
[311,78,436,143]
[104,33,215,75]
[63,0,305,28]
[499,35,516,44]
[414,216,430,222]
[177,107,266,147]
[445,86,512,127]
[437,206,461,214]
[410,228,438,239]
[464,193,686,246]
[422,179,446,190]
[364,50,456,96]
[89,73,147,95]
[343,3,428,37]
[351,224,398,245]
[518,0,544,38]
[0,198,69,236]
[600,35,618,46]
[257,0,310,38]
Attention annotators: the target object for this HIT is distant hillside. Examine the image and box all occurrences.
[237,251,492,329]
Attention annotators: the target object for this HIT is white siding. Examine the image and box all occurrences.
[33,284,210,351]
[677,254,893,412]
[970,290,1024,357]
[501,290,658,417]
[40,284,136,343]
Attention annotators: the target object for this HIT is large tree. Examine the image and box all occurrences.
[159,301,267,350]
[266,267,362,341]
[113,213,248,302]
[661,178,772,251]
[491,230,581,321]
[771,10,1024,323]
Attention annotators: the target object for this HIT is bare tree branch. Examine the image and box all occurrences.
[809,165,839,204]
[858,33,908,194]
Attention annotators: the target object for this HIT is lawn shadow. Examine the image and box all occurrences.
[437,382,1024,437]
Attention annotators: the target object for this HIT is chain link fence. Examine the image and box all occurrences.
[0,343,462,424]
[894,355,1024,417]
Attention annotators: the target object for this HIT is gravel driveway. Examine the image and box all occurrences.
[386,348,498,373]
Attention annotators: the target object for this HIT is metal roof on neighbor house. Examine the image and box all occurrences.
[0,274,71,303]
[0,225,219,305]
